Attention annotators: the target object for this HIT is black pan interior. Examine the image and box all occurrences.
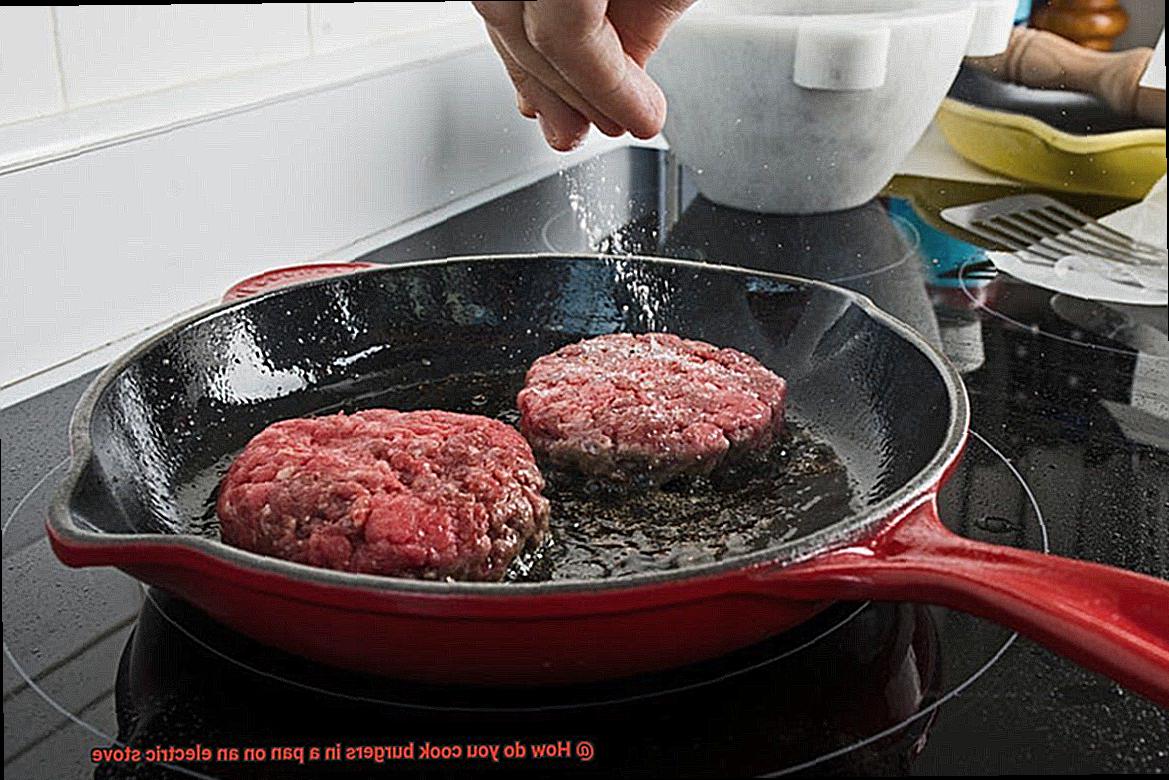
[70,255,957,580]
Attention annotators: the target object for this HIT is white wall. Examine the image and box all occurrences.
[0,3,479,126]
[0,4,624,403]
[0,8,64,125]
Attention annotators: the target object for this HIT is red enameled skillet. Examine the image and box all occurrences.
[48,255,1169,703]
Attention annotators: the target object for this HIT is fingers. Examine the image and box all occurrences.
[474,0,688,144]
[607,0,697,66]
[485,29,590,150]
[474,0,624,144]
[523,0,666,139]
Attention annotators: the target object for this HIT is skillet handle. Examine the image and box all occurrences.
[757,499,1169,707]
[222,262,376,302]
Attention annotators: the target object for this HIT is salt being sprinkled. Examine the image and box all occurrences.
[558,160,669,329]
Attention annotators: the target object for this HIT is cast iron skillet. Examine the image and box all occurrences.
[48,255,1169,702]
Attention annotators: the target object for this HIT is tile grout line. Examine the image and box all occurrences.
[305,2,316,56]
[48,6,70,108]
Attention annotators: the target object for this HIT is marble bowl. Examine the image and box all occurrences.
[649,0,1016,214]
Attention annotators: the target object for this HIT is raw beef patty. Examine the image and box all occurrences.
[517,333,787,482]
[217,409,550,581]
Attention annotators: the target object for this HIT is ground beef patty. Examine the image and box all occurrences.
[217,409,549,581]
[517,333,787,482]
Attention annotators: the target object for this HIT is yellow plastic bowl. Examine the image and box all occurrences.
[936,97,1166,199]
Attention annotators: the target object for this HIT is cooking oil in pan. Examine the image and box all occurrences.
[510,425,853,582]
[193,370,856,581]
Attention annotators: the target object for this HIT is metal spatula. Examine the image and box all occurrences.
[941,194,1168,291]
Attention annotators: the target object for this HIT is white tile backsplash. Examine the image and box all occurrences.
[310,1,477,53]
[54,4,312,107]
[0,20,487,175]
[0,44,618,394]
[3,4,483,121]
[0,3,600,397]
[0,8,65,125]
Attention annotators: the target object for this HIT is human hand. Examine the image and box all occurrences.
[473,0,696,150]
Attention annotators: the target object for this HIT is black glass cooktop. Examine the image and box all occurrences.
[4,147,1167,777]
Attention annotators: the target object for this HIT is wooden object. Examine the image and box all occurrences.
[967,26,1165,126]
[1031,0,1129,51]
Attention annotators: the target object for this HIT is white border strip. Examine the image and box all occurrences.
[0,138,635,410]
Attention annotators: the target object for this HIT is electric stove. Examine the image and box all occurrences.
[4,147,1167,778]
